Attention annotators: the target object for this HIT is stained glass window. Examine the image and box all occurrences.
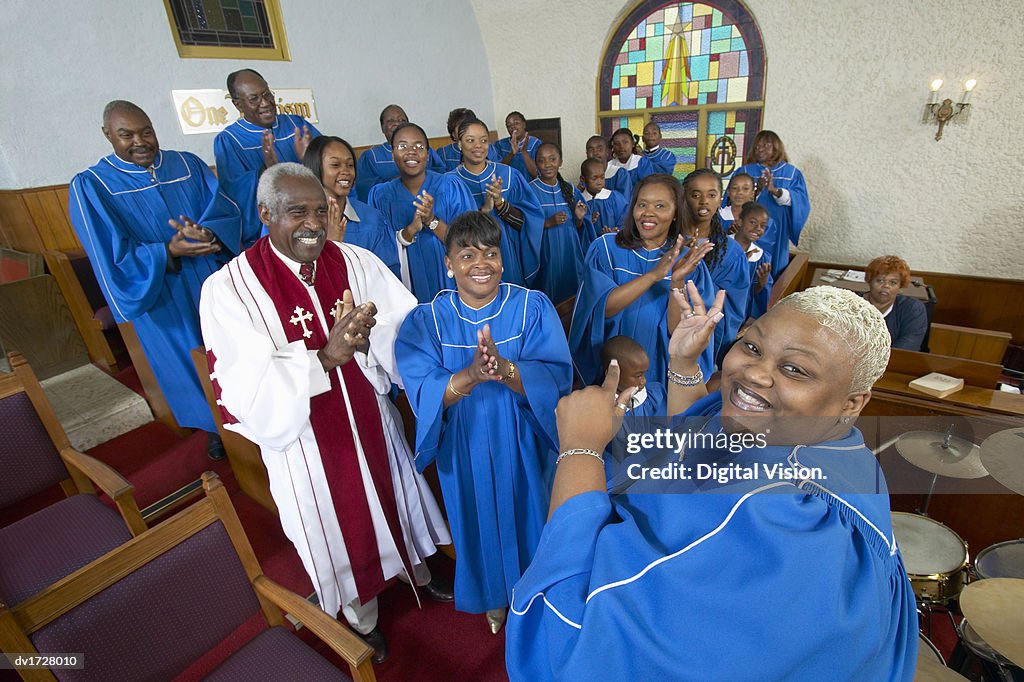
[597,1,764,178]
[163,0,289,60]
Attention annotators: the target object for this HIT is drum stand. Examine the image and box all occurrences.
[916,426,959,516]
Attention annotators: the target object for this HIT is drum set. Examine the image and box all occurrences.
[892,426,1024,681]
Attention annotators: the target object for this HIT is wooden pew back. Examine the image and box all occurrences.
[927,322,1011,365]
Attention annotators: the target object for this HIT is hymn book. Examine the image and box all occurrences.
[908,372,965,398]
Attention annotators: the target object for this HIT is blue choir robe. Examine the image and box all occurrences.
[580,188,629,249]
[493,136,542,180]
[367,171,475,303]
[735,161,810,277]
[733,237,772,321]
[355,143,446,202]
[607,153,654,192]
[507,392,919,681]
[341,198,401,279]
[604,163,633,201]
[213,114,320,240]
[706,235,752,365]
[437,141,501,172]
[396,284,573,613]
[644,146,677,175]
[528,178,592,305]
[453,162,544,288]
[569,233,716,387]
[69,150,245,431]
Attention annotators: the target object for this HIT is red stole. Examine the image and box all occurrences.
[246,237,413,603]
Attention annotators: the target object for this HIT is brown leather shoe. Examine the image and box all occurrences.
[361,626,389,664]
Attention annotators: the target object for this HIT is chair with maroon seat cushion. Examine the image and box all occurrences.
[0,473,376,682]
[0,351,146,607]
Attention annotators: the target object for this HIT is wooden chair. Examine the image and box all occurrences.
[191,346,278,516]
[0,351,145,607]
[0,472,376,682]
[928,322,1011,365]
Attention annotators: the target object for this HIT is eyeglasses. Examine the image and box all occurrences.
[237,90,275,106]
[395,142,427,152]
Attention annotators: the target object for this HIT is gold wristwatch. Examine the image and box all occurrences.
[503,360,517,383]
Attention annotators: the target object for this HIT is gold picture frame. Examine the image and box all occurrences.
[162,0,290,61]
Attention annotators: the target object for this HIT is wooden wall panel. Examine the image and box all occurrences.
[21,187,81,252]
[0,191,45,252]
[804,260,1024,344]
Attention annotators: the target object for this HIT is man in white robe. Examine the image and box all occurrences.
[199,163,451,663]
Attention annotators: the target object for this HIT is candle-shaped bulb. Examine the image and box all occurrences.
[964,79,976,91]
[931,79,943,91]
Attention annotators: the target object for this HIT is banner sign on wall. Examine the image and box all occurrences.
[171,88,318,135]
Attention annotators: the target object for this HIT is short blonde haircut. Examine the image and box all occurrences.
[776,286,891,393]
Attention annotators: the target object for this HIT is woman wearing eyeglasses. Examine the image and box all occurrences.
[367,123,475,302]
[863,255,928,351]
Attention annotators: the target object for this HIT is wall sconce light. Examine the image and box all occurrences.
[922,78,976,141]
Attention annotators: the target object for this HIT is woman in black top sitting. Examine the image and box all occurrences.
[864,255,928,351]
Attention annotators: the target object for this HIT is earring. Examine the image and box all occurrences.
[840,416,852,425]
[447,269,454,278]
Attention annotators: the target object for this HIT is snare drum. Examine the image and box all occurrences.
[974,539,1024,580]
[891,512,969,603]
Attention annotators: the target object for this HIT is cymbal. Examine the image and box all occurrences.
[980,427,1024,495]
[959,578,1024,668]
[895,431,987,479]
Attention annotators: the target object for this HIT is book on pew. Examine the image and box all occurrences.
[908,372,965,398]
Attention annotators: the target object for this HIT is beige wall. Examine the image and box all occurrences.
[470,0,1024,278]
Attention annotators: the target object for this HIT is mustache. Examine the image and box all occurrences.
[130,146,153,153]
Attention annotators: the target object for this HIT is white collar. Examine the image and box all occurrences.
[623,385,648,411]
[268,238,308,282]
[728,234,764,262]
[608,154,641,172]
[646,146,661,153]
[343,200,361,222]
[582,187,612,201]
[719,205,735,221]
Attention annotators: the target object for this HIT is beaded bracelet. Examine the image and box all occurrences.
[555,448,604,466]
[667,367,703,386]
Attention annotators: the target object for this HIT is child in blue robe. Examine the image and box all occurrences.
[528,143,592,305]
[493,111,541,180]
[579,158,629,248]
[452,118,544,288]
[735,130,810,277]
[730,201,773,321]
[608,127,656,189]
[682,169,751,366]
[596,336,667,491]
[642,121,677,175]
[396,212,572,628]
[586,134,633,200]
[300,135,400,278]
[569,175,716,387]
[355,104,446,201]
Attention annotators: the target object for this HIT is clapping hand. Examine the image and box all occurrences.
[759,166,777,197]
[476,324,508,382]
[294,125,313,160]
[668,281,725,364]
[669,239,714,290]
[646,236,684,284]
[755,261,771,290]
[481,176,505,213]
[261,130,279,167]
[168,215,220,258]
[326,197,346,242]
[318,289,376,370]
[414,190,436,228]
[573,200,588,223]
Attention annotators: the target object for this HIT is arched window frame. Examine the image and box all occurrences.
[597,0,766,177]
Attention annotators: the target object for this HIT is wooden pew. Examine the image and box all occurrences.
[42,250,116,372]
[190,346,278,516]
[927,322,1011,365]
[768,250,809,307]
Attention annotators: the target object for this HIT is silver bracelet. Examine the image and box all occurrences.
[667,367,703,386]
[555,448,604,466]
